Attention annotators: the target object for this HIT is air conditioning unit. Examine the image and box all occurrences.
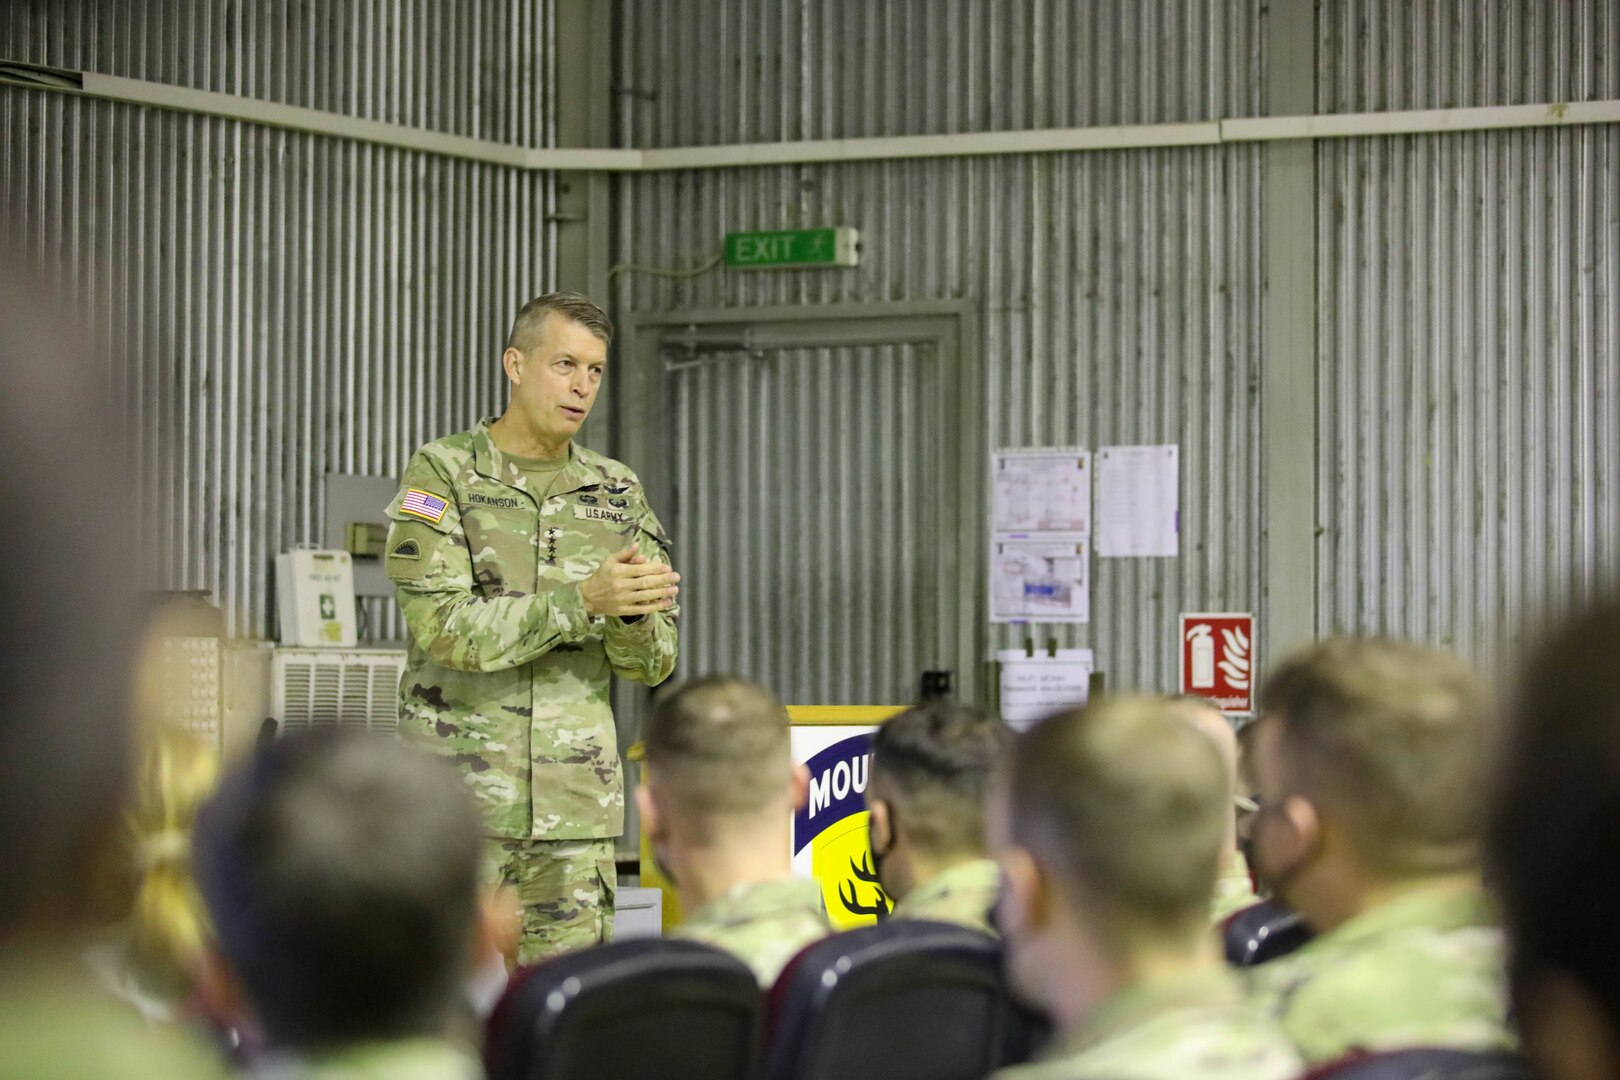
[272,646,406,736]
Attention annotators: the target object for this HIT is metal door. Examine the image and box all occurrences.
[664,339,948,705]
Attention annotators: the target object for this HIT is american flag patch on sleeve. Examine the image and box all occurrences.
[400,489,450,524]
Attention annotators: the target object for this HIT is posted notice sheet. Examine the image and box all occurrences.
[1095,444,1179,557]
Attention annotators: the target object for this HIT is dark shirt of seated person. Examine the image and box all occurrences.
[1489,595,1620,1080]
[866,701,1006,933]
[1245,638,1512,1064]
[638,676,831,986]
[988,697,1301,1080]
[193,730,487,1080]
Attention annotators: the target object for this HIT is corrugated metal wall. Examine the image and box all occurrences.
[613,0,1265,697]
[672,343,945,705]
[617,0,1259,145]
[0,1,558,639]
[1315,1,1620,662]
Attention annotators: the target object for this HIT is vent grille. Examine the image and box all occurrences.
[273,648,404,737]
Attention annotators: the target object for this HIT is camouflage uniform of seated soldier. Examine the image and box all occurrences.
[638,677,831,986]
[866,701,1007,935]
[1245,638,1513,1065]
[385,293,680,965]
[988,697,1302,1080]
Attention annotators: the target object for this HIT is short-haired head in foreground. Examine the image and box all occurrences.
[1489,595,1620,1080]
[641,675,795,832]
[870,701,1006,856]
[994,696,1228,950]
[1255,637,1487,883]
[193,730,484,1052]
[867,701,1006,901]
[505,291,613,355]
[1164,695,1242,857]
[0,266,139,942]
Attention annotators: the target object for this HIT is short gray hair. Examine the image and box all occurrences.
[506,291,613,354]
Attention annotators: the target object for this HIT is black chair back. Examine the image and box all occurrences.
[764,919,1046,1080]
[1223,898,1314,966]
[486,937,762,1080]
[1304,1048,1532,1080]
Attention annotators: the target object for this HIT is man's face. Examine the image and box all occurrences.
[986,782,1044,1006]
[504,314,607,446]
[1246,714,1314,903]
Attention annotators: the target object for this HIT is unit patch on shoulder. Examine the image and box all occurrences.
[390,538,422,560]
[399,489,449,524]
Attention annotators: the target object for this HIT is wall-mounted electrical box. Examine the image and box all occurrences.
[325,473,401,601]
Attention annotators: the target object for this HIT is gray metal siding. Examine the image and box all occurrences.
[612,0,1266,696]
[671,343,943,704]
[1315,123,1620,662]
[1318,0,1620,113]
[1315,3,1620,663]
[615,0,1264,147]
[2,0,556,144]
[614,147,1265,698]
[0,3,558,639]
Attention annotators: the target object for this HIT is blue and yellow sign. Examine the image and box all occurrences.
[792,730,891,928]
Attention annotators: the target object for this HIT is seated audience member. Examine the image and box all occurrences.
[988,697,1302,1080]
[1489,596,1620,1080]
[193,730,487,1079]
[0,269,221,1078]
[1245,638,1512,1063]
[86,724,221,1026]
[866,701,1005,933]
[1166,697,1257,922]
[639,676,831,985]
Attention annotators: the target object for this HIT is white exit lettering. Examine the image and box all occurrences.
[737,234,797,263]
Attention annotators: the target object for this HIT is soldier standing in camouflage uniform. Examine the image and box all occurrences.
[639,677,831,985]
[385,293,680,965]
[1244,638,1513,1065]
[988,697,1301,1080]
[865,702,1005,935]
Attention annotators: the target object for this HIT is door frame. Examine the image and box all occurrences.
[616,300,984,706]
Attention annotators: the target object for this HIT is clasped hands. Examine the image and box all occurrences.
[580,542,680,618]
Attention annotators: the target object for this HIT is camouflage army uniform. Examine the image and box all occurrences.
[991,967,1302,1080]
[674,879,832,986]
[385,421,678,964]
[255,1038,481,1080]
[1248,882,1513,1064]
[1210,850,1258,924]
[0,945,224,1080]
[892,858,999,934]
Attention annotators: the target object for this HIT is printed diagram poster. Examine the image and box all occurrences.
[992,449,1092,535]
[1096,444,1180,557]
[990,538,1090,624]
[789,725,888,929]
[1180,613,1256,716]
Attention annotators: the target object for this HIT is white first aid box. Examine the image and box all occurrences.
[276,549,358,647]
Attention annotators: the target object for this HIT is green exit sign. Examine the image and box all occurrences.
[724,227,861,270]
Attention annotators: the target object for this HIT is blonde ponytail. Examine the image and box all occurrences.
[126,726,219,997]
